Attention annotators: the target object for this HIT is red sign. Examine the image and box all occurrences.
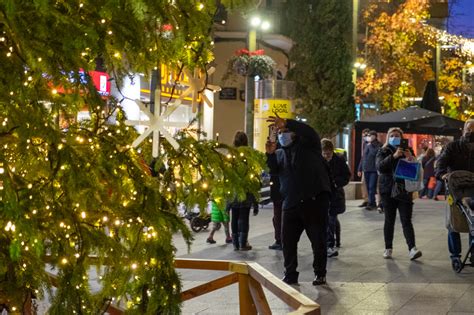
[89,71,111,96]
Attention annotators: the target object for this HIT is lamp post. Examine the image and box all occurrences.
[353,61,366,96]
[245,15,270,147]
[353,60,366,123]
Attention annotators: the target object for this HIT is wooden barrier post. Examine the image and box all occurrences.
[238,274,257,315]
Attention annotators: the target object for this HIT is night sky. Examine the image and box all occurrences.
[448,0,474,37]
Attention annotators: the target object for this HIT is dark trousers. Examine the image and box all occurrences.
[382,195,416,250]
[231,207,251,246]
[272,200,283,243]
[433,180,444,197]
[364,171,378,206]
[282,193,329,278]
[448,230,474,259]
[327,214,340,248]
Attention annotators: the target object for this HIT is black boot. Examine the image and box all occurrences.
[239,232,252,251]
[312,275,326,286]
[232,233,239,251]
[282,271,299,285]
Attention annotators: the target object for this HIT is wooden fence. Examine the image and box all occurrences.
[45,258,320,314]
[175,258,320,315]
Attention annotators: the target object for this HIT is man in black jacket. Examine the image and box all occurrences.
[435,119,474,267]
[266,117,331,286]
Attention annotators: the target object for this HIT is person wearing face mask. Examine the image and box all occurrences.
[358,130,382,211]
[435,119,474,268]
[376,127,422,260]
[266,117,331,286]
[321,139,351,258]
[358,129,371,208]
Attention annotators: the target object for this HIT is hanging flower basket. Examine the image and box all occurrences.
[224,49,276,80]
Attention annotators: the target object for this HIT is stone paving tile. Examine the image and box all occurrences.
[349,310,397,315]
[351,290,416,312]
[450,286,474,313]
[318,304,353,314]
[377,282,428,290]
[413,283,471,299]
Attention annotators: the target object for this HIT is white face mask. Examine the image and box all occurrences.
[364,136,371,142]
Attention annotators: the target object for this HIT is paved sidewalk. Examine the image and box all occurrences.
[174,199,474,315]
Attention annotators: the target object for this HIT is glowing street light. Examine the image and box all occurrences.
[354,62,367,69]
[261,21,271,31]
[250,16,262,27]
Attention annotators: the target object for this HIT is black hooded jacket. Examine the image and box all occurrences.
[266,119,331,210]
[435,138,474,179]
[328,153,351,214]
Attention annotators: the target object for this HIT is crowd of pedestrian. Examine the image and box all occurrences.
[201,117,474,286]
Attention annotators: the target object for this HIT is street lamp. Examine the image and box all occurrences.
[353,60,367,96]
[245,15,271,147]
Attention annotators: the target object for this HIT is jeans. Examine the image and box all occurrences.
[382,195,416,250]
[282,193,329,278]
[433,180,444,198]
[272,200,283,243]
[419,178,434,199]
[327,214,340,248]
[448,230,474,259]
[231,207,251,247]
[364,171,378,207]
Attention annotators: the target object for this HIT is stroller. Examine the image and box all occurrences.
[445,170,474,272]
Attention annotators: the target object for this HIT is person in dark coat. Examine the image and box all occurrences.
[266,116,331,286]
[358,128,371,207]
[359,130,382,210]
[435,119,474,267]
[321,139,351,258]
[376,127,422,261]
[227,131,256,251]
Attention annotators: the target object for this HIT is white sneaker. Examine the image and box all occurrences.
[383,249,393,259]
[327,247,339,257]
[409,247,422,260]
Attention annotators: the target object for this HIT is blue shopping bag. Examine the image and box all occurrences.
[394,159,420,181]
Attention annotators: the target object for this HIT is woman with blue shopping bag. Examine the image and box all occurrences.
[376,127,423,260]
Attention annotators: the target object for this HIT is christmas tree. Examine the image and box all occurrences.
[0,0,262,313]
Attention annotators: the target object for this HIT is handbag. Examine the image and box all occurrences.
[394,158,421,181]
[404,166,424,192]
[427,176,437,190]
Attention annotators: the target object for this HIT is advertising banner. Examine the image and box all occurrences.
[253,99,294,152]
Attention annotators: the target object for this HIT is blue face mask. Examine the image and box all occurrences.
[389,137,401,147]
[278,132,293,147]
